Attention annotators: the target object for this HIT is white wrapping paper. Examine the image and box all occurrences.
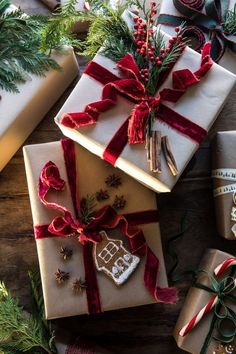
[0,47,78,172]
[159,0,236,74]
[54,11,235,193]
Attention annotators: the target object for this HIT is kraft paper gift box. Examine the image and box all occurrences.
[0,5,79,172]
[174,249,236,354]
[54,11,236,194]
[212,131,236,240]
[158,0,236,74]
[23,139,171,319]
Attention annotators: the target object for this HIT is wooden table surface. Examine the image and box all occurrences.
[1,1,236,353]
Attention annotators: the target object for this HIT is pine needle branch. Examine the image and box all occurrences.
[0,276,56,354]
[223,4,236,34]
[78,194,97,224]
[0,0,62,94]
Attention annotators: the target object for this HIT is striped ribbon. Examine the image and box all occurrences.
[179,257,236,337]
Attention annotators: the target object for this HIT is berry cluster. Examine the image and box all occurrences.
[134,2,157,68]
[133,2,183,84]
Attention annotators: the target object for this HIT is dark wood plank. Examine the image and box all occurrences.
[0,1,235,353]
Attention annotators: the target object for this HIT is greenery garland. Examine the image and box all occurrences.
[0,0,79,94]
[0,270,56,354]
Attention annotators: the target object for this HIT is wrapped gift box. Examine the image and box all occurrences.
[158,0,236,74]
[212,131,236,240]
[54,11,236,194]
[23,139,170,319]
[174,249,236,354]
[0,47,78,172]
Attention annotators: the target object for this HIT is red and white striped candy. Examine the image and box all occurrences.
[178,257,236,337]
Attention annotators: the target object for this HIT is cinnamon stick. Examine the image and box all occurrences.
[150,131,162,173]
[161,136,178,176]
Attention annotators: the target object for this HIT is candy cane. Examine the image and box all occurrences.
[178,257,236,337]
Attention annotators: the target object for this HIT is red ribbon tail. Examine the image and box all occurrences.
[83,243,102,314]
[144,247,177,304]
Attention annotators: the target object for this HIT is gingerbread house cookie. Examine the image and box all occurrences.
[93,231,140,286]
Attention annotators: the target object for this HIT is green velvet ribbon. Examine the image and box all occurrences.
[194,269,236,354]
[158,0,236,62]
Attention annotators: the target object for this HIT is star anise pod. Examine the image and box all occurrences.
[112,195,126,210]
[72,278,87,293]
[96,189,109,202]
[105,174,122,188]
[60,246,73,260]
[55,269,70,284]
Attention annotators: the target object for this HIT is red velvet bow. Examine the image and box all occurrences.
[61,44,213,150]
[38,161,148,252]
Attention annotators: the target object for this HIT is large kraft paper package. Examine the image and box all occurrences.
[0,47,78,172]
[55,11,236,194]
[23,140,168,319]
[212,131,236,240]
[174,249,236,354]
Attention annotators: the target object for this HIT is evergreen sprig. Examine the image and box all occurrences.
[223,4,236,34]
[78,194,97,225]
[0,272,56,354]
[0,1,63,94]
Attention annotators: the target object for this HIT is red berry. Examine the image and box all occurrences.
[134,17,139,23]
[175,26,180,33]
[155,56,160,61]
[157,60,162,66]
[165,48,170,53]
[151,9,157,15]
[149,18,153,24]
[169,38,175,45]
[160,48,165,54]
[150,56,155,60]
[136,48,141,53]
[177,35,183,42]
[134,24,139,30]
[151,1,156,7]
[138,18,142,23]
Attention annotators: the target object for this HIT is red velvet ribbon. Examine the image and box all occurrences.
[34,138,177,314]
[61,44,213,165]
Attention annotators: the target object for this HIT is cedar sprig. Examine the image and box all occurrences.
[222,4,236,35]
[78,194,97,225]
[41,0,134,58]
[0,2,61,94]
[84,3,134,59]
[40,0,85,53]
[0,274,56,354]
